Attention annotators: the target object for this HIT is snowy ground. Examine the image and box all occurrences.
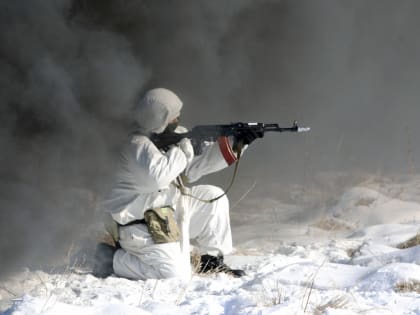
[1,176,419,315]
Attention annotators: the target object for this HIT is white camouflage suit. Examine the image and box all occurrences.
[103,88,240,280]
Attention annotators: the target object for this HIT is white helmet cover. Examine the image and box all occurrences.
[133,88,183,134]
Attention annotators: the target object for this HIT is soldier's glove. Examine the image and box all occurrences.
[234,129,264,150]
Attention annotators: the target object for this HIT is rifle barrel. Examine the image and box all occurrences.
[263,122,310,133]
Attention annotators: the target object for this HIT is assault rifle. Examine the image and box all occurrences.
[151,121,310,153]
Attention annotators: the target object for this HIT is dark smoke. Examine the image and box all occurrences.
[1,0,420,278]
[0,0,145,278]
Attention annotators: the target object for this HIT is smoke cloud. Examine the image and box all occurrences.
[1,0,420,278]
[0,0,146,277]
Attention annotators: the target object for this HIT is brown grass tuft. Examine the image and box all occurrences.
[311,217,355,231]
[190,251,202,274]
[395,280,420,294]
[396,233,420,249]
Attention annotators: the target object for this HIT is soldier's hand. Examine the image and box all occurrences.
[237,129,264,146]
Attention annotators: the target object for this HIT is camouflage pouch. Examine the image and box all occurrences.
[144,207,181,244]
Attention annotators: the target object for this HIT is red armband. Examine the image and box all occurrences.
[217,136,238,165]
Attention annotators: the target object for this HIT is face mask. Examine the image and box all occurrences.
[164,121,179,133]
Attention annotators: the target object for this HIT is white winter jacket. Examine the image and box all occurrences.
[103,132,237,224]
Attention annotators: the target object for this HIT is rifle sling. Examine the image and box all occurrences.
[175,145,242,204]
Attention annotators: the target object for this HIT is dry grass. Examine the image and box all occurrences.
[396,233,420,249]
[190,251,202,274]
[395,280,420,294]
[346,244,364,259]
[261,281,284,306]
[311,217,355,231]
[98,232,118,247]
[354,197,376,207]
[302,259,327,312]
[313,295,348,315]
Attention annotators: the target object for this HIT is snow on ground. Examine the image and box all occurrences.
[1,178,419,315]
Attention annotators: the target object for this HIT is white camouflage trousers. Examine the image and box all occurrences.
[113,185,233,280]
